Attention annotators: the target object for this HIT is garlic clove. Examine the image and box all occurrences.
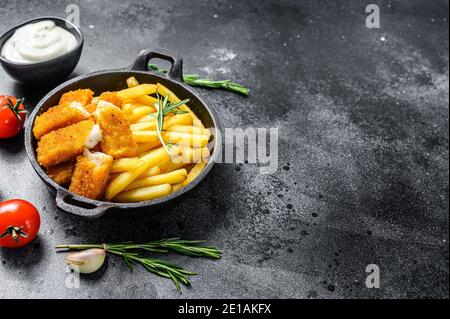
[66,248,106,274]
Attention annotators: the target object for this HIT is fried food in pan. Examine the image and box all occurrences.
[33,79,212,203]
[93,101,136,158]
[98,92,123,108]
[33,101,91,139]
[46,161,74,186]
[37,119,101,168]
[69,149,113,200]
[59,89,94,106]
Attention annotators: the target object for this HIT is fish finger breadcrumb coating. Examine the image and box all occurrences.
[33,101,91,139]
[46,161,74,186]
[82,92,123,114]
[59,89,94,106]
[69,149,113,200]
[93,101,136,158]
[98,92,122,108]
[37,120,102,168]
[84,103,97,114]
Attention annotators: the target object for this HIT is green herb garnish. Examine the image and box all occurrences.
[149,64,250,96]
[56,238,221,292]
[183,74,249,96]
[154,92,189,156]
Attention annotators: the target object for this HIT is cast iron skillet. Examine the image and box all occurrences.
[24,49,221,219]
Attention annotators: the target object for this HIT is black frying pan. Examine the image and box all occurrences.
[24,49,221,218]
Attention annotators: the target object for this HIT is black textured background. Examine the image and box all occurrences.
[0,0,448,298]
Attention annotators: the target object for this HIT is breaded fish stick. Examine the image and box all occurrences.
[37,120,102,168]
[93,101,136,158]
[59,89,94,106]
[98,92,122,108]
[69,149,113,200]
[46,161,74,186]
[33,101,91,139]
[83,92,123,114]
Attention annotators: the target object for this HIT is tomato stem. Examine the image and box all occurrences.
[0,225,29,242]
[1,97,27,129]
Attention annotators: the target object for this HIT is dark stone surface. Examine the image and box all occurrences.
[0,0,448,298]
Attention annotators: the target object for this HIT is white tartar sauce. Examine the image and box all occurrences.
[1,20,77,64]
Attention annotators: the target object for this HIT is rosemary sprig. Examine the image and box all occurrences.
[154,92,189,155]
[148,63,250,96]
[183,74,249,96]
[56,238,221,292]
[105,239,222,259]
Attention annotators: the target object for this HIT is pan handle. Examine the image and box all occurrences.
[55,189,114,219]
[129,49,183,82]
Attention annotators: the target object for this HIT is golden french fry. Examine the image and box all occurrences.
[136,95,158,106]
[128,106,154,122]
[132,130,209,148]
[182,163,206,186]
[163,131,209,148]
[123,169,187,191]
[137,166,161,179]
[169,147,207,165]
[111,158,145,173]
[192,119,202,128]
[156,83,204,128]
[172,183,183,193]
[117,84,157,100]
[164,113,189,127]
[124,102,153,110]
[160,160,187,172]
[180,147,210,163]
[135,113,173,123]
[131,121,154,131]
[114,184,172,203]
[105,146,180,200]
[132,130,159,143]
[167,125,211,138]
[121,103,137,114]
[126,76,140,88]
[135,113,192,129]
[132,140,162,155]
[135,115,155,124]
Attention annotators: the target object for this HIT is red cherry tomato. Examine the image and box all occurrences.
[0,95,26,139]
[0,200,40,248]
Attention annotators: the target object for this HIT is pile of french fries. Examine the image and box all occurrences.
[105,77,211,203]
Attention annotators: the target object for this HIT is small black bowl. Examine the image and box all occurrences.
[0,17,83,85]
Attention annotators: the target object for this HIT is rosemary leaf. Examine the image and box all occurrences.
[154,94,190,156]
[183,74,250,96]
[148,63,249,96]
